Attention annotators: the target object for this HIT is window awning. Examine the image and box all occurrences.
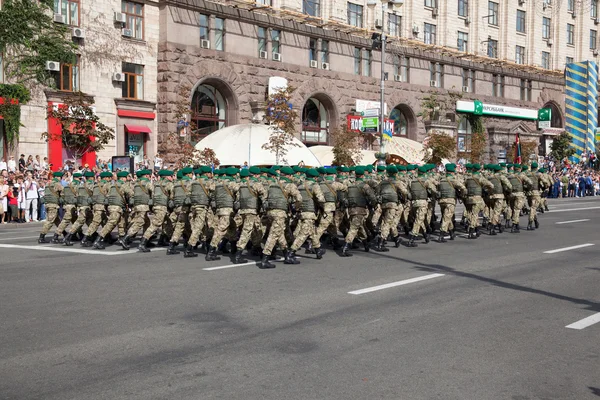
[125,124,152,134]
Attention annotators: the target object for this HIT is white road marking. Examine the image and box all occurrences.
[555,219,590,225]
[0,243,163,255]
[566,312,600,330]
[203,258,284,270]
[348,273,445,295]
[543,243,595,254]
[0,236,40,241]
[547,206,600,213]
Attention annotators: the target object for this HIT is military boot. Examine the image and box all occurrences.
[38,233,47,244]
[63,233,74,246]
[157,234,168,247]
[138,238,151,253]
[259,254,276,269]
[489,224,497,236]
[497,224,503,234]
[304,239,314,254]
[331,237,342,250]
[205,246,220,261]
[423,232,430,244]
[475,227,481,237]
[233,249,246,264]
[526,222,535,231]
[362,239,371,252]
[534,218,539,229]
[166,242,180,255]
[544,204,549,211]
[438,231,448,243]
[468,228,477,239]
[79,235,88,246]
[505,219,511,229]
[251,245,262,256]
[198,240,207,254]
[511,223,520,233]
[374,236,388,252]
[51,233,62,244]
[284,249,300,265]
[341,242,353,257]
[92,236,105,250]
[184,244,198,258]
[315,247,326,259]
[407,235,418,247]
[393,235,403,247]
[118,236,130,250]
[449,230,456,240]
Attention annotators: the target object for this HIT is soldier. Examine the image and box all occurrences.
[122,169,153,250]
[463,164,494,239]
[341,166,377,257]
[92,171,133,249]
[407,166,437,247]
[206,167,240,261]
[64,171,95,246]
[437,163,467,242]
[507,164,532,233]
[486,164,512,235]
[260,167,302,269]
[167,167,194,255]
[538,167,553,212]
[82,171,112,247]
[235,166,267,263]
[313,167,346,251]
[288,168,326,263]
[375,165,408,251]
[525,162,544,231]
[139,169,174,252]
[186,166,214,258]
[39,171,64,244]
[54,172,81,243]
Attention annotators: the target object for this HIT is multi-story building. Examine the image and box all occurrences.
[0,0,159,168]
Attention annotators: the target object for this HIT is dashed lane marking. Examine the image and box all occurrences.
[0,243,163,255]
[203,258,285,270]
[543,243,595,254]
[547,206,600,213]
[348,273,445,295]
[566,312,600,330]
[0,236,40,241]
[555,219,590,225]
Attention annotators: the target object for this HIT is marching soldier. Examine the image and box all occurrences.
[39,171,64,244]
[375,165,408,251]
[313,167,346,251]
[437,163,467,242]
[463,164,493,239]
[63,171,95,246]
[82,171,112,247]
[507,164,533,233]
[407,166,437,247]
[525,162,544,231]
[139,169,174,252]
[93,171,134,249]
[234,166,267,263]
[186,166,214,258]
[206,167,240,261]
[487,164,512,235]
[341,166,377,257]
[122,169,153,250]
[54,172,81,242]
[168,167,194,255]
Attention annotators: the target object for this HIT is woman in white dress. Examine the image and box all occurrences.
[0,176,8,223]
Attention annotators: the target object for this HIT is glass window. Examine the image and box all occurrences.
[542,17,551,39]
[591,29,598,50]
[271,29,281,54]
[393,56,409,81]
[191,84,227,143]
[515,45,525,64]
[541,51,550,69]
[199,14,209,41]
[121,1,144,40]
[457,116,472,152]
[458,0,468,17]
[424,23,436,45]
[301,98,329,144]
[520,79,532,101]
[258,27,267,54]
[321,40,329,63]
[593,0,598,18]
[256,0,271,4]
[516,10,526,33]
[492,74,505,97]
[567,24,575,45]
[309,38,318,62]
[122,63,144,99]
[55,58,79,92]
[425,0,437,7]
[303,0,320,17]
[347,3,363,27]
[362,49,371,77]
[389,107,408,136]
[457,31,468,51]
[388,14,401,37]
[488,39,498,58]
[54,0,79,26]
[462,68,474,91]
[214,18,225,51]
[354,47,361,75]
[488,1,498,26]
[430,62,443,87]
[568,0,574,11]
[566,56,574,64]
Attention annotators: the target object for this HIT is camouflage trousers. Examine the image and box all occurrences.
[56,204,77,236]
[438,199,456,233]
[143,206,172,240]
[369,204,382,232]
[290,213,317,251]
[85,205,107,236]
[313,210,335,247]
[379,206,398,240]
[188,205,209,247]
[100,206,123,239]
[169,205,191,243]
[410,200,428,237]
[262,211,288,255]
[527,193,541,223]
[335,209,350,236]
[426,199,436,227]
[345,212,368,243]
[41,204,60,235]
[236,213,263,250]
[465,196,485,229]
[209,209,236,248]
[510,194,526,224]
[69,206,93,234]
[127,205,150,237]
[488,196,504,226]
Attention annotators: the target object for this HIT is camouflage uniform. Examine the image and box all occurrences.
[125,176,153,244]
[314,174,346,249]
[463,169,493,238]
[39,177,63,243]
[487,168,512,234]
[187,172,214,256]
[289,177,325,262]
[83,176,111,246]
[55,180,79,239]
[437,169,467,242]
[93,176,133,249]
[341,171,377,256]
[64,177,94,246]
[236,177,267,260]
[206,176,240,261]
[140,175,174,251]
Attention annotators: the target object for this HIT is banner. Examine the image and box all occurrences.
[347,115,394,137]
[514,132,522,164]
[565,61,598,161]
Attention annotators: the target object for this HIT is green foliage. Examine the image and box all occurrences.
[331,123,363,166]
[41,92,115,163]
[0,83,31,144]
[0,0,77,85]
[262,86,299,165]
[550,131,576,161]
[465,115,487,163]
[509,139,538,162]
[423,131,456,165]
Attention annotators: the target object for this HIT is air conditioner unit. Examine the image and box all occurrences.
[122,28,133,37]
[310,60,318,68]
[432,8,438,17]
[45,61,60,71]
[375,19,383,29]
[595,17,600,25]
[465,17,471,25]
[72,27,85,39]
[412,25,420,34]
[594,50,599,56]
[430,80,438,87]
[259,50,268,59]
[394,74,403,82]
[572,11,577,18]
[112,72,125,82]
[114,12,127,24]
[321,62,330,70]
[53,13,66,24]
[201,39,210,49]
[518,0,525,5]
[272,52,282,61]
[462,85,470,92]
[547,39,553,46]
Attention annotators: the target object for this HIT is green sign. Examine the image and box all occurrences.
[473,100,484,115]
[361,117,379,133]
[538,108,551,121]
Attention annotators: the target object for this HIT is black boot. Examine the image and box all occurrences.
[233,249,246,263]
[93,236,105,250]
[497,223,503,234]
[438,231,447,243]
[526,222,535,231]
[205,246,220,261]
[468,228,477,239]
[198,240,207,254]
[284,249,300,264]
[315,247,326,259]
[51,233,61,244]
[305,240,314,254]
[157,234,168,247]
[259,254,276,269]
[534,218,539,229]
[394,235,403,248]
[489,225,497,236]
[138,238,151,253]
[423,232,430,244]
[63,233,74,246]
[166,242,180,255]
[407,235,418,248]
[544,205,549,211]
[375,236,389,252]
[251,245,262,256]
[505,219,511,229]
[38,233,47,244]
[362,239,370,252]
[341,242,353,257]
[80,235,89,246]
[332,237,342,250]
[511,223,520,233]
[122,235,132,246]
[475,227,481,237]
[184,244,198,258]
[449,230,456,240]
[118,236,130,250]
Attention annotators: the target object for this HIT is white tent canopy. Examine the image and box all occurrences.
[194,124,322,167]
[308,145,377,166]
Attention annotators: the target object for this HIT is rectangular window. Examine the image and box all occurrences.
[488,1,499,26]
[354,47,361,75]
[214,18,225,51]
[567,24,575,45]
[592,30,598,50]
[121,1,144,40]
[258,27,267,54]
[122,63,144,99]
[516,10,526,33]
[199,14,209,41]
[462,68,474,91]
[388,14,401,37]
[424,23,436,45]
[271,29,281,54]
[321,40,329,63]
[425,0,437,7]
[593,0,598,18]
[520,79,532,101]
[492,74,499,97]
[303,0,320,17]
[457,117,472,152]
[541,51,550,69]
[309,38,318,62]
[457,31,468,51]
[458,0,468,17]
[256,0,271,4]
[430,62,443,87]
[347,3,363,28]
[568,0,574,11]
[55,59,79,92]
[542,17,551,39]
[400,56,410,81]
[362,49,371,77]
[488,39,498,58]
[54,0,79,26]
[566,56,574,64]
[515,45,525,64]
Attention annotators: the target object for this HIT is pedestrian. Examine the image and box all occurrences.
[24,171,39,222]
[0,176,8,223]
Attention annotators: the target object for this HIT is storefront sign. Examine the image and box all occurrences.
[361,117,379,133]
[347,115,394,135]
[456,100,538,120]
[355,99,388,115]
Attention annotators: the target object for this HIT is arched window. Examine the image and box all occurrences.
[301,98,329,145]
[191,84,226,143]
[457,116,472,152]
[389,107,408,136]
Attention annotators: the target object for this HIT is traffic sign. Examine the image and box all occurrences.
[538,121,551,129]
[361,109,380,117]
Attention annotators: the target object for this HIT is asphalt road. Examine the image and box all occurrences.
[0,197,599,400]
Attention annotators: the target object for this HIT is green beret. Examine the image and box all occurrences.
[499,163,507,168]
[377,165,386,172]
[316,167,326,174]
[531,162,538,169]
[226,167,239,176]
[465,163,472,169]
[292,165,302,173]
[260,167,270,174]
[117,171,129,178]
[417,166,427,174]
[397,165,407,171]
[539,168,546,173]
[355,166,365,176]
[325,167,337,175]
[305,168,319,178]
[84,171,95,178]
[158,169,172,177]
[513,163,521,169]
[472,164,481,170]
[193,168,201,175]
[176,170,183,179]
[213,169,221,175]
[338,166,350,173]
[268,168,279,177]
[99,172,113,178]
[348,166,356,172]
[364,165,373,172]
[249,166,261,175]
[182,167,194,174]
[405,164,415,171]
[521,164,529,171]
[445,163,456,172]
[52,171,64,178]
[506,163,513,168]
[136,170,145,177]
[239,169,250,178]
[386,165,398,174]
[280,166,294,176]
[272,166,281,171]
[73,172,82,178]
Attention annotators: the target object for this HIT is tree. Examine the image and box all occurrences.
[330,123,363,166]
[262,86,299,165]
[193,147,220,168]
[550,131,576,162]
[509,139,538,163]
[0,0,77,86]
[463,115,487,163]
[423,131,456,165]
[42,92,114,165]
